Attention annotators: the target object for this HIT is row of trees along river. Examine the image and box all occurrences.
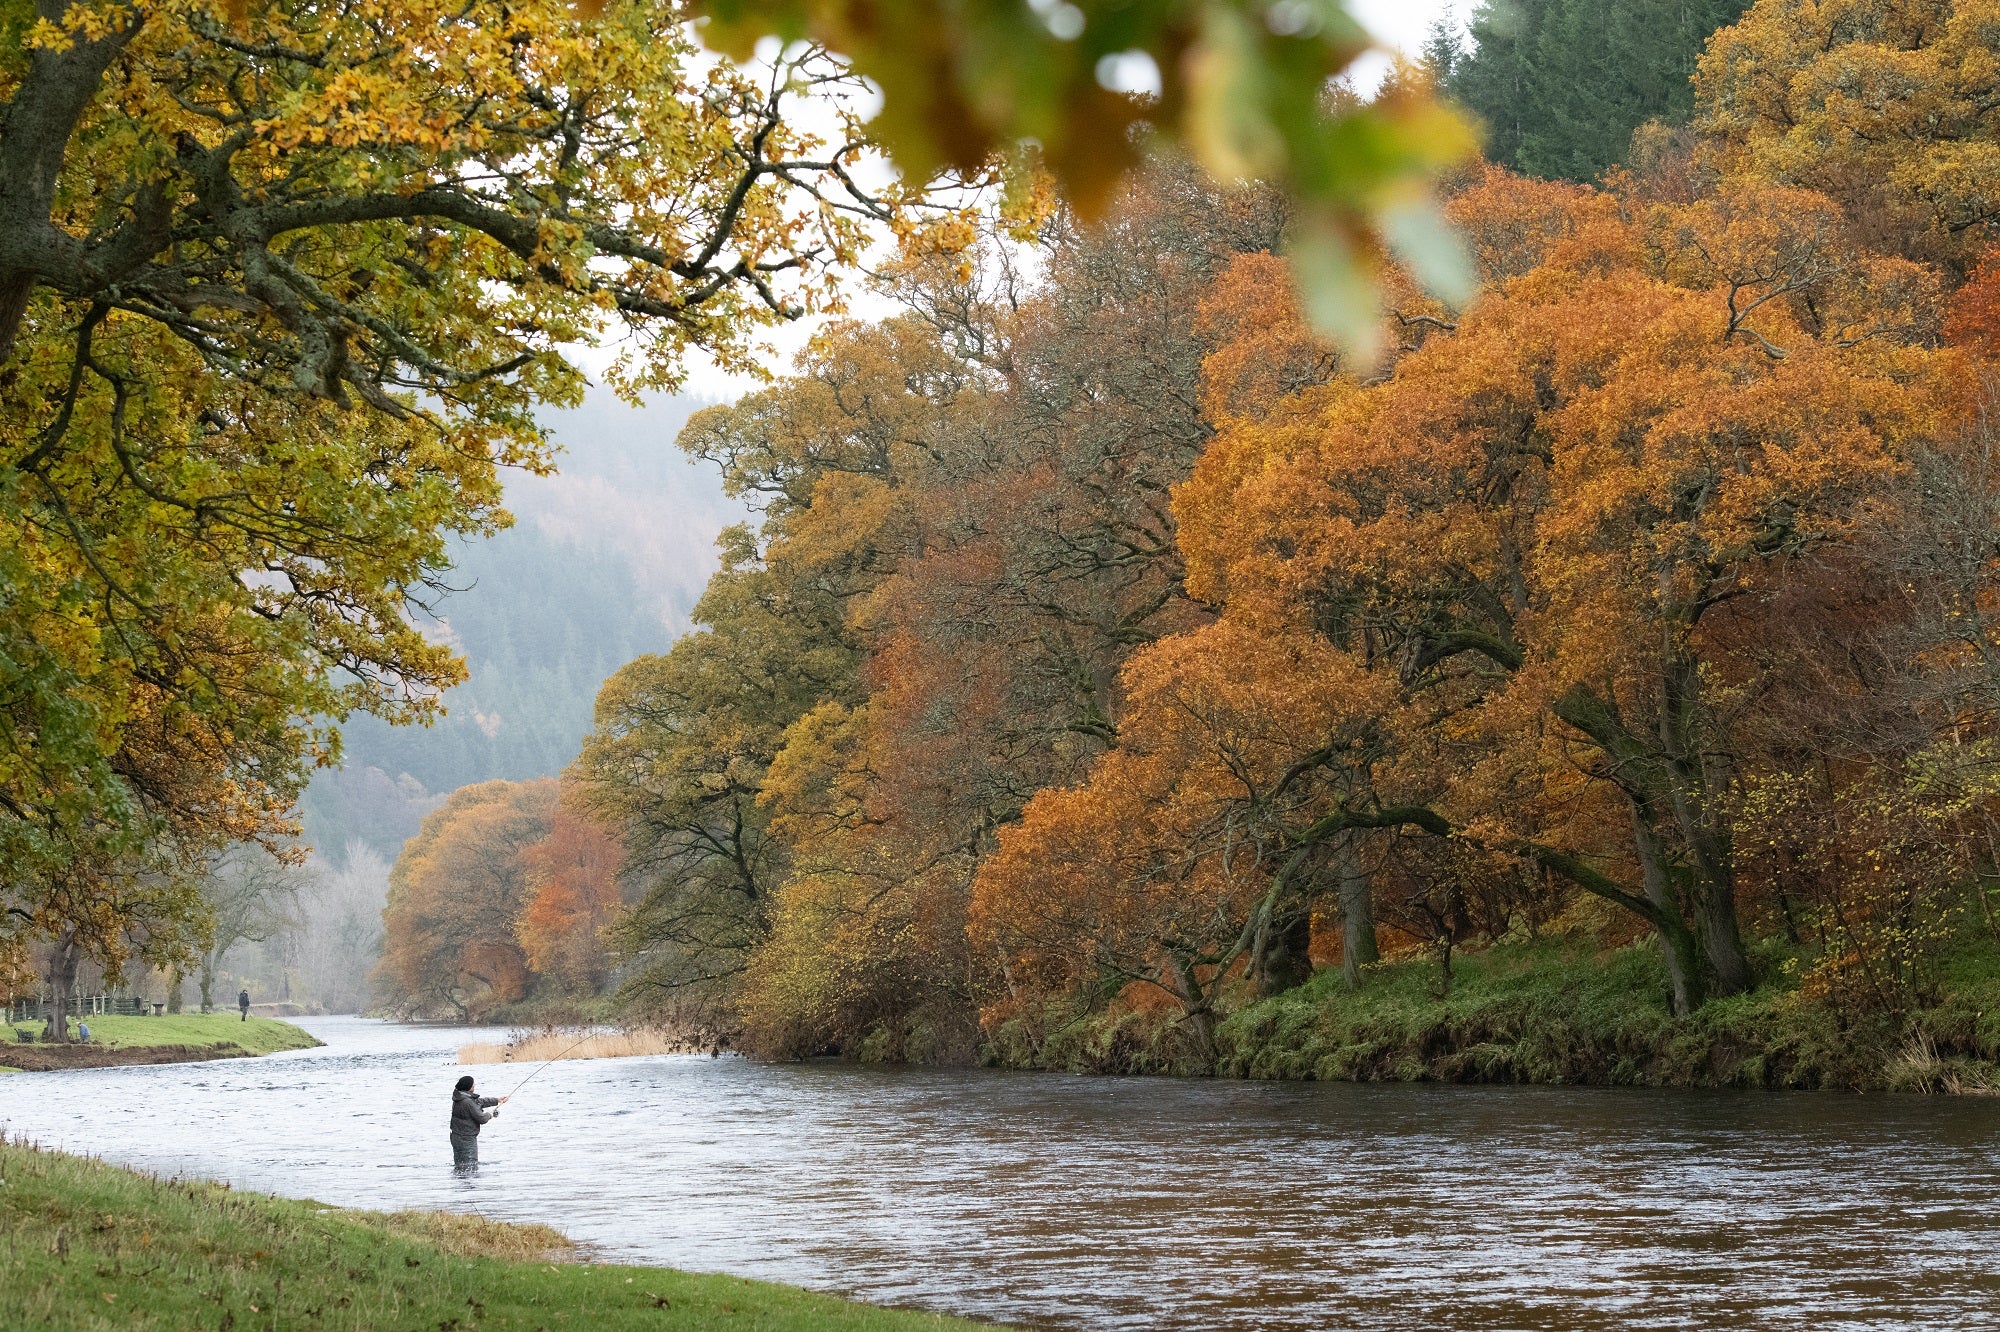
[362,1,2000,1089]
[19,0,2000,1088]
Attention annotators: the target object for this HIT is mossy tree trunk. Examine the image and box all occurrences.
[1553,677,1754,1011]
[1335,836,1378,990]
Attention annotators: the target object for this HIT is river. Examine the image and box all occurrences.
[3,1015,1999,1329]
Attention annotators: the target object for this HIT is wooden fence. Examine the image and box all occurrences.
[7,992,150,1024]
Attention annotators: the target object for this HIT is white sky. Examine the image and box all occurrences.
[1348,0,1479,92]
[1353,0,1476,51]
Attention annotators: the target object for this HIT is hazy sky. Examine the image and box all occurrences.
[1349,0,1479,91]
[1353,0,1476,52]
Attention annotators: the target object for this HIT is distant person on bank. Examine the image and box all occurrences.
[238,988,250,1021]
[451,1075,507,1169]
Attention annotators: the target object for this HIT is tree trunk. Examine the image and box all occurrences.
[1243,845,1315,997]
[1695,884,1754,995]
[1657,641,1755,997]
[166,967,184,1014]
[1630,806,1704,1016]
[199,956,215,1014]
[1250,901,1314,997]
[1167,954,1218,1073]
[1336,836,1378,990]
[1682,832,1754,997]
[1777,890,1804,946]
[45,930,79,1044]
[0,273,31,365]
[1554,677,1745,1011]
[0,6,143,361]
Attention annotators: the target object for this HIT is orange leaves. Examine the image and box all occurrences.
[1119,159,1976,1004]
[1946,244,2000,358]
[969,618,1389,1012]
[1643,185,1942,354]
[516,805,626,994]
[1194,253,1338,429]
[1444,167,1630,290]
[1184,179,1959,687]
[1118,619,1391,797]
[376,779,628,1010]
[375,778,558,1017]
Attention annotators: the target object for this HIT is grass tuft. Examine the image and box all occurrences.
[459,1028,696,1066]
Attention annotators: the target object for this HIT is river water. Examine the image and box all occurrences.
[3,1016,1999,1329]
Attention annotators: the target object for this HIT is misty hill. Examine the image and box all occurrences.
[300,390,741,863]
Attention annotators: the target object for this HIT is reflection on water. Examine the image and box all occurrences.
[4,1015,1999,1329]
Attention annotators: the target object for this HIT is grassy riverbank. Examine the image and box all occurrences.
[0,1015,322,1072]
[0,1138,993,1331]
[992,937,2000,1092]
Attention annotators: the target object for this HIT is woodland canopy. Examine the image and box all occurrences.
[533,0,2000,1066]
[27,0,2000,1076]
[0,0,1469,1033]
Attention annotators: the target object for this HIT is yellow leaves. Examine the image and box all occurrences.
[23,0,135,51]
[2,0,923,896]
[759,700,871,845]
[1186,4,1288,184]
[1695,0,2000,263]
[22,17,77,52]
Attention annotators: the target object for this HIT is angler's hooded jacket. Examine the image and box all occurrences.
[451,1089,500,1141]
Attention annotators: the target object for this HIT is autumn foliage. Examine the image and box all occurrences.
[517,809,627,996]
[410,0,2000,1062]
[374,780,627,1019]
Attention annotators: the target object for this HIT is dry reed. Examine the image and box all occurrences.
[363,1209,581,1262]
[457,1027,697,1066]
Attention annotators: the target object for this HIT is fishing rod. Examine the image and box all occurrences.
[502,1032,597,1100]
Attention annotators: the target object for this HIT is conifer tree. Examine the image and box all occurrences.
[1438,0,1750,180]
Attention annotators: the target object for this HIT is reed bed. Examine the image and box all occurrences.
[458,1027,698,1065]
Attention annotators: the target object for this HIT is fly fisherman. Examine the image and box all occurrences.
[450,1075,508,1170]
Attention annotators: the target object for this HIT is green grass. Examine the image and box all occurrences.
[1215,936,2000,1090]
[0,1138,996,1331]
[2,1014,321,1056]
[991,932,2000,1090]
